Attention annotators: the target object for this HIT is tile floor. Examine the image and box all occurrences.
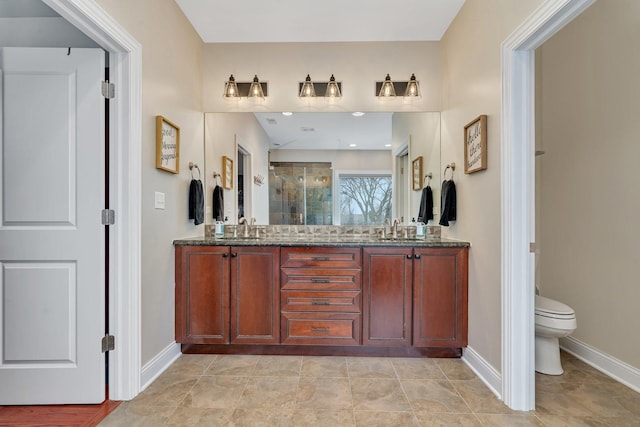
[99,351,640,426]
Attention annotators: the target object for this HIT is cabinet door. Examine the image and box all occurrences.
[230,246,280,344]
[362,247,413,346]
[413,247,468,347]
[175,246,230,344]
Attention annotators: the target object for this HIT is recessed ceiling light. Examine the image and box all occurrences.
[282,111,293,116]
[352,112,365,117]
[385,144,391,147]
[349,144,357,147]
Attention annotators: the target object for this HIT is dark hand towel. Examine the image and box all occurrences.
[418,185,434,222]
[212,184,224,221]
[439,180,457,226]
[188,179,204,225]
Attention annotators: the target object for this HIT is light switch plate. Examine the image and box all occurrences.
[155,191,165,210]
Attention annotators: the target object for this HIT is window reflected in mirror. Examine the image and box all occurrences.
[338,173,392,226]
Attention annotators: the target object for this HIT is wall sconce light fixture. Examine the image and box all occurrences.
[375,73,421,98]
[378,74,396,97]
[298,74,342,98]
[223,74,268,99]
[299,74,316,97]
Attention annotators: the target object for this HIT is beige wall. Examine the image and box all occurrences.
[270,149,391,171]
[203,42,441,113]
[96,0,204,364]
[537,0,640,368]
[392,112,441,224]
[439,0,544,371]
[204,113,271,224]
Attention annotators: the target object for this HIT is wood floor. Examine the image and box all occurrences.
[0,400,120,427]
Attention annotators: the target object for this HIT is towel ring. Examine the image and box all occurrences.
[188,162,201,180]
[212,172,222,185]
[444,162,455,180]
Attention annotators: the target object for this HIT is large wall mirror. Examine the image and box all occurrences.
[204,112,441,226]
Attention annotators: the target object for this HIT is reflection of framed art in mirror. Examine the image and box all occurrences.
[412,156,423,191]
[222,155,233,189]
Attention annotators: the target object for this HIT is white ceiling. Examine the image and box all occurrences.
[175,0,464,43]
[254,112,392,151]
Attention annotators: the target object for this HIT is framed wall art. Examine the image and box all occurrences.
[412,156,423,191]
[222,155,233,189]
[464,115,487,174]
[156,116,180,174]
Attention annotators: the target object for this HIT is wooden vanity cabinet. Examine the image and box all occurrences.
[176,243,468,354]
[413,247,468,348]
[280,247,362,345]
[175,245,279,345]
[230,246,280,344]
[362,247,413,346]
[175,245,230,344]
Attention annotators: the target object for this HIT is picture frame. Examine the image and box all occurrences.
[464,115,487,174]
[155,116,180,174]
[412,156,423,191]
[222,155,233,189]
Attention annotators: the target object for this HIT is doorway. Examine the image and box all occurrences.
[500,0,595,411]
[41,0,143,401]
[394,142,409,224]
[237,145,251,221]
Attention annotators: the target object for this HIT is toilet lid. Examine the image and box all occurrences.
[535,295,575,316]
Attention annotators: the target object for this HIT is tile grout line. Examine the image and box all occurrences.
[435,360,487,426]
[391,359,422,425]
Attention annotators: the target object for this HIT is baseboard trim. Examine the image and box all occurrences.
[140,342,181,391]
[462,346,502,399]
[560,337,640,393]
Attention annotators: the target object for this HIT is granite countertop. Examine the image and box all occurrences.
[173,236,470,248]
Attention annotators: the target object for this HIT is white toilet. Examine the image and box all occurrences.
[535,295,577,375]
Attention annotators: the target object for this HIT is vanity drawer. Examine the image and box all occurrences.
[281,312,361,345]
[281,247,361,268]
[281,290,361,312]
[281,268,361,290]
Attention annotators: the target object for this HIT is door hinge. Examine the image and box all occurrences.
[102,81,115,99]
[102,209,115,225]
[102,335,115,352]
[530,242,536,253]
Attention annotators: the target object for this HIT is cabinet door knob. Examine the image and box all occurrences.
[414,254,421,259]
[231,252,238,258]
[406,254,413,259]
[222,253,229,258]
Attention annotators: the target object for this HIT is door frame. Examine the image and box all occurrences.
[500,0,595,410]
[393,141,409,224]
[43,0,142,401]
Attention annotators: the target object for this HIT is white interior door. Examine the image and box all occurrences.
[0,47,105,404]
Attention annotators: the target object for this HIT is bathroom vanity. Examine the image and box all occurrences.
[174,234,469,357]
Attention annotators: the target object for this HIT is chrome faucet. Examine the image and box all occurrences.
[392,218,400,239]
[238,217,256,238]
[385,218,400,239]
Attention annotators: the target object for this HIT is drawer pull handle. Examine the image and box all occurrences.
[311,278,330,283]
[312,256,330,261]
[311,327,330,333]
[311,300,330,305]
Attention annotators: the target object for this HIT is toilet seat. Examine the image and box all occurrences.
[535,295,575,318]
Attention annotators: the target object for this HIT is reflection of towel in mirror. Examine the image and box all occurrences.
[439,180,456,226]
[418,185,434,222]
[188,179,204,225]
[212,184,224,221]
